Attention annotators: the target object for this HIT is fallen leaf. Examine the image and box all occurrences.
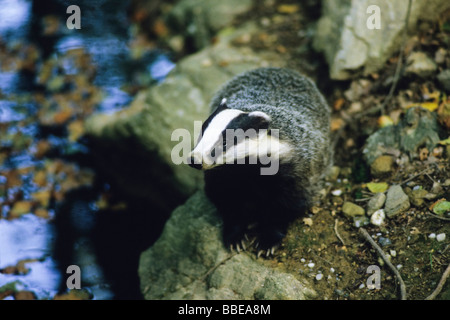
[431,199,450,215]
[277,4,299,14]
[9,201,33,219]
[331,118,345,131]
[367,182,389,193]
[54,289,91,300]
[31,190,51,207]
[333,98,345,111]
[377,115,394,128]
[33,170,47,187]
[53,108,73,125]
[152,18,169,38]
[34,207,50,219]
[405,102,439,112]
[34,140,51,159]
[14,291,35,300]
[439,137,450,145]
[67,120,85,142]
[419,147,429,161]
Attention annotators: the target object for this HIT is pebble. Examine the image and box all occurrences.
[370,209,385,226]
[437,233,446,242]
[396,264,403,270]
[331,189,343,196]
[429,233,436,239]
[405,52,438,77]
[354,216,369,227]
[384,185,410,218]
[315,273,323,281]
[390,250,397,257]
[342,201,365,218]
[307,262,315,268]
[370,155,394,177]
[437,69,450,92]
[367,193,386,216]
[378,237,392,247]
[409,188,428,207]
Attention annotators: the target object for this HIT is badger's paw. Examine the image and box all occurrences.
[223,225,256,253]
[254,229,285,258]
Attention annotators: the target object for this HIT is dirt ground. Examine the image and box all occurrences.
[229,0,450,300]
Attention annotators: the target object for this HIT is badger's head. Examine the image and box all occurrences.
[188,99,291,172]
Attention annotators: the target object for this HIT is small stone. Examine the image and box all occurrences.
[353,216,370,227]
[429,233,436,239]
[378,237,392,247]
[370,155,394,177]
[409,188,428,207]
[405,52,438,78]
[436,233,446,242]
[342,202,365,218]
[307,262,315,268]
[437,69,450,93]
[435,48,447,64]
[384,185,410,218]
[370,209,386,226]
[396,264,403,270]
[303,217,313,226]
[331,189,343,196]
[390,250,397,257]
[315,273,323,281]
[367,193,386,216]
[327,166,340,181]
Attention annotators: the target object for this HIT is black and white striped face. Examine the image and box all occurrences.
[189,99,291,171]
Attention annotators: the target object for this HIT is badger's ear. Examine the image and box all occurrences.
[248,111,271,130]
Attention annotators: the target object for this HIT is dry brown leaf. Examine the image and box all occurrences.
[67,120,85,142]
[34,140,51,159]
[277,4,299,14]
[9,201,34,219]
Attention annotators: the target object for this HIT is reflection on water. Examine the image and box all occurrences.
[0,0,174,299]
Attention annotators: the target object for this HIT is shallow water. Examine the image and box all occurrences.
[0,0,174,299]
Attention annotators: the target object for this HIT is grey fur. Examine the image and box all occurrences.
[209,67,332,202]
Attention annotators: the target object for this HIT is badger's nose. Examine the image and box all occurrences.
[188,154,202,170]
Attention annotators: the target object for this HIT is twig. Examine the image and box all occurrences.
[426,211,450,221]
[358,228,407,300]
[400,167,433,186]
[425,262,450,300]
[334,219,346,246]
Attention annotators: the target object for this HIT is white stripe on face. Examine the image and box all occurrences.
[191,109,244,167]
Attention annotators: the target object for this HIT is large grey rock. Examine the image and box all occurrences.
[384,185,410,218]
[362,107,441,165]
[138,191,316,300]
[85,23,282,212]
[314,0,450,80]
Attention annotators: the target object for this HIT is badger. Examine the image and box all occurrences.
[188,67,332,255]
